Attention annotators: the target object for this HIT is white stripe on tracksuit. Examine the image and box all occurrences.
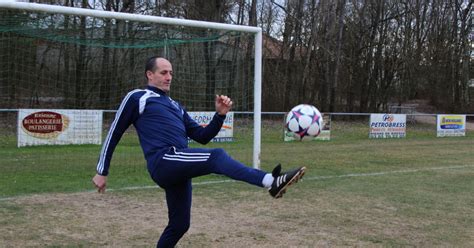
[163,154,210,159]
[162,148,211,162]
[162,157,209,162]
[173,151,211,156]
[97,89,142,174]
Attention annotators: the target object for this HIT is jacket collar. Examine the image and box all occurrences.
[147,85,167,95]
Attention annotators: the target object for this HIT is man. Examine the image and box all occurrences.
[92,57,305,247]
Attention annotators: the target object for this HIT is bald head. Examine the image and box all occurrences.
[145,57,171,77]
[156,57,171,67]
[145,57,173,92]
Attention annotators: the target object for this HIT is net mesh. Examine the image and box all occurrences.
[0,7,257,190]
[0,9,254,111]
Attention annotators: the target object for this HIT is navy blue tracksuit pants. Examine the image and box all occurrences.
[150,147,266,248]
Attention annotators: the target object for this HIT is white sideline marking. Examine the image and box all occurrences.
[107,179,236,192]
[304,164,474,180]
[0,164,472,202]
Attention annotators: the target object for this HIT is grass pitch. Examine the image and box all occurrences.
[0,120,473,247]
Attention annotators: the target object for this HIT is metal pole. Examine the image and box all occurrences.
[253,30,263,169]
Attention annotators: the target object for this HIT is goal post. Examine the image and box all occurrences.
[0,1,262,168]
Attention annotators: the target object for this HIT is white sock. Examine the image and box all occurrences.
[262,173,274,189]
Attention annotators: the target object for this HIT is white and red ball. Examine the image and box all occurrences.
[286,104,323,140]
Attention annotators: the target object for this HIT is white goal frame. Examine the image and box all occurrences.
[0,1,263,169]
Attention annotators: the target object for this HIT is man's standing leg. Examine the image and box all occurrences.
[157,180,192,248]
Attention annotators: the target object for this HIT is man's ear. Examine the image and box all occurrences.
[146,70,153,79]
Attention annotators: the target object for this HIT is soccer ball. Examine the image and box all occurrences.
[286,104,323,140]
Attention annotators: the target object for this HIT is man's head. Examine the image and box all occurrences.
[145,57,173,93]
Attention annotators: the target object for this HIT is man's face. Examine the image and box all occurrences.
[147,58,173,92]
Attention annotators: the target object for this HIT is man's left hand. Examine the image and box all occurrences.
[215,95,233,115]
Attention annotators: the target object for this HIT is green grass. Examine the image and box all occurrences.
[0,121,473,246]
[0,121,472,198]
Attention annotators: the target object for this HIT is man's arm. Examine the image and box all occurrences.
[93,90,141,193]
[184,95,233,144]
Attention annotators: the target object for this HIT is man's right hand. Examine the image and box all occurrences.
[92,174,107,193]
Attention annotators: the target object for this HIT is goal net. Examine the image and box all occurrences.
[0,2,262,191]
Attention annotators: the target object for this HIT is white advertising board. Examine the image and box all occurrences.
[369,114,406,139]
[437,115,466,137]
[18,109,102,147]
[188,112,234,142]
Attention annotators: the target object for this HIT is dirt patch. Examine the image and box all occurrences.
[0,185,444,247]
